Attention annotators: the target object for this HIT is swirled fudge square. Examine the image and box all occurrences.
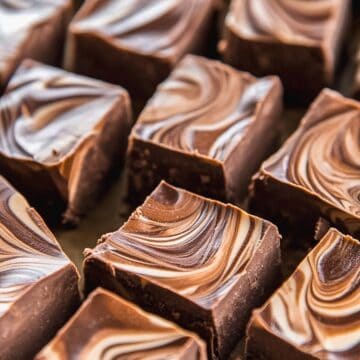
[251,89,360,237]
[246,228,360,359]
[0,176,80,360]
[127,54,282,205]
[0,0,72,90]
[219,0,350,101]
[83,181,281,359]
[64,0,217,100]
[36,288,207,360]
[0,59,132,225]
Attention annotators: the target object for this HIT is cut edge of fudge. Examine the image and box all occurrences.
[245,227,360,359]
[0,175,80,359]
[83,180,282,359]
[127,54,283,204]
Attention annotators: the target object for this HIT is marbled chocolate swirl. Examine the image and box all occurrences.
[250,228,360,358]
[37,288,206,360]
[0,176,68,317]
[263,89,360,222]
[71,0,214,57]
[226,0,339,44]
[133,55,275,162]
[89,181,268,308]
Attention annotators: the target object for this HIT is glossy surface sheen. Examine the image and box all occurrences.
[227,0,338,44]
[263,89,360,221]
[89,181,267,309]
[133,55,274,162]
[37,289,206,360]
[0,176,68,317]
[252,228,360,358]
[0,60,123,165]
[0,0,66,77]
[72,0,213,57]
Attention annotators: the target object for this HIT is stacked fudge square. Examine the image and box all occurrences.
[0,0,359,359]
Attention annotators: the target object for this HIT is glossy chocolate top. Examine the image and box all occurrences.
[0,0,70,82]
[70,0,214,59]
[225,0,341,45]
[249,228,360,358]
[86,181,276,309]
[36,288,207,360]
[261,89,360,229]
[132,55,279,162]
[0,175,71,317]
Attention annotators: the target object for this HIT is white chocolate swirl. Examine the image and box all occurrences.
[0,60,124,164]
[36,288,207,360]
[0,176,69,317]
[263,89,360,222]
[250,228,360,358]
[133,55,276,162]
[226,0,339,45]
[71,0,214,57]
[89,181,269,308]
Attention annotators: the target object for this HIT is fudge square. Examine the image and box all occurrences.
[0,0,72,90]
[83,181,281,359]
[127,54,283,205]
[246,228,360,359]
[251,89,360,238]
[64,0,216,99]
[0,59,132,225]
[0,176,80,360]
[36,288,207,360]
[220,0,350,101]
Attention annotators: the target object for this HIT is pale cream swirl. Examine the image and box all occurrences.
[133,55,275,162]
[251,228,360,358]
[0,176,68,317]
[226,0,338,45]
[91,181,267,308]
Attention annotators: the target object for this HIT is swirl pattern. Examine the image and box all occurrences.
[0,60,124,164]
[263,89,360,220]
[71,0,214,56]
[89,181,268,308]
[249,228,360,358]
[36,288,207,360]
[226,0,338,44]
[0,175,69,317]
[133,55,275,162]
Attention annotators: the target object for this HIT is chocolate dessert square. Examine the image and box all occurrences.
[0,59,132,225]
[83,181,282,359]
[0,0,72,90]
[0,176,80,360]
[219,0,350,101]
[36,288,207,360]
[251,89,360,237]
[64,0,217,99]
[246,228,360,359]
[127,55,282,205]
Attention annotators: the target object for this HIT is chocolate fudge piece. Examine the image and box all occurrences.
[64,0,217,100]
[251,89,360,237]
[0,176,80,360]
[83,181,281,359]
[36,288,207,360]
[0,0,72,91]
[127,55,282,205]
[219,0,350,101]
[0,59,132,225]
[246,228,360,359]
